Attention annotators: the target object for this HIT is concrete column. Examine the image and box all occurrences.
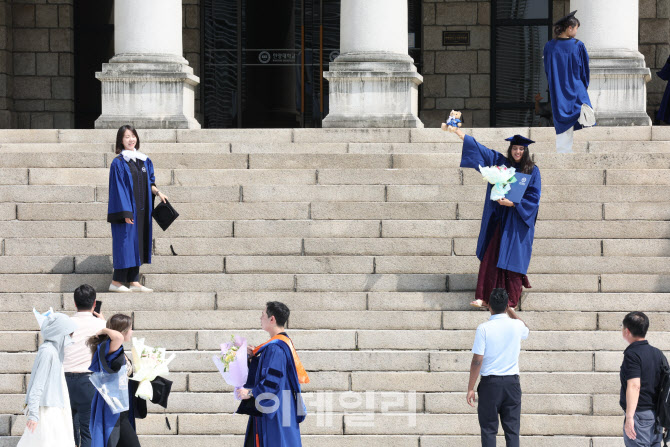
[323,0,423,128]
[114,0,183,59]
[571,0,651,126]
[95,0,200,129]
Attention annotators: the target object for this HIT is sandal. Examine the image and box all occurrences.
[470,299,488,309]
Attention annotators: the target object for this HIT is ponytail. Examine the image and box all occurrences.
[554,16,580,37]
[87,313,132,354]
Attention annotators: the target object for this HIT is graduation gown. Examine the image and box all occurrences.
[657,56,670,124]
[460,135,541,275]
[244,337,306,447]
[543,38,592,134]
[107,154,155,270]
[89,340,145,447]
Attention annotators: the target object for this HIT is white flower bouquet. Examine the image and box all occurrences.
[130,337,176,401]
[479,165,518,201]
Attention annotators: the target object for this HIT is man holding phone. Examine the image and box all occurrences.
[63,284,106,447]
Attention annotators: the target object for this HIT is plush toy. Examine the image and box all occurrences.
[441,110,463,133]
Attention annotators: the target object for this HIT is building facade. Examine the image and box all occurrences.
[0,0,667,129]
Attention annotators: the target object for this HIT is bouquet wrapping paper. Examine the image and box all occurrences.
[212,335,249,401]
[130,337,175,401]
[479,165,517,201]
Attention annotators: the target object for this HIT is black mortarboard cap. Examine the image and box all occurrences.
[554,10,577,26]
[152,199,179,231]
[505,135,535,147]
[236,398,263,417]
[149,376,173,408]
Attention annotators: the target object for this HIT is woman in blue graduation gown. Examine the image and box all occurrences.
[107,125,168,293]
[454,128,541,309]
[543,10,595,153]
[87,314,146,447]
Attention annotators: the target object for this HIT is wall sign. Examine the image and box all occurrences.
[442,31,470,46]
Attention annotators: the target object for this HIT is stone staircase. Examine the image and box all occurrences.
[1,126,669,446]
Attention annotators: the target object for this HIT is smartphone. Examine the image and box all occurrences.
[94,301,102,316]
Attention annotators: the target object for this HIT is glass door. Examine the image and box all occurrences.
[202,0,421,128]
[202,0,341,128]
[491,0,553,127]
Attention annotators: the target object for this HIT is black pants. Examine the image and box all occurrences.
[117,412,141,447]
[113,266,140,283]
[65,372,95,447]
[477,375,522,447]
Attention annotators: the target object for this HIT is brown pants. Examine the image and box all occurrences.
[475,226,531,308]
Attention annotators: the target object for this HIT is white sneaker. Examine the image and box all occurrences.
[129,285,153,293]
[109,284,131,293]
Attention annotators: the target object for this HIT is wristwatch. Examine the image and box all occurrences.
[248,389,253,398]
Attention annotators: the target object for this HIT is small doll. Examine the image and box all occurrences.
[441,110,463,133]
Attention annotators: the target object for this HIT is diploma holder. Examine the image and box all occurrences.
[505,173,532,204]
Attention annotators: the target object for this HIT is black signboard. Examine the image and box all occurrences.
[442,31,470,46]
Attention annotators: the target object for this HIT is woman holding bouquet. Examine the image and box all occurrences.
[87,314,145,447]
[107,125,168,293]
[453,127,542,309]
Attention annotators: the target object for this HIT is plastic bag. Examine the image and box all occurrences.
[89,364,130,414]
[579,103,596,127]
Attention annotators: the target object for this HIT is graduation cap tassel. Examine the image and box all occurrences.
[165,409,172,431]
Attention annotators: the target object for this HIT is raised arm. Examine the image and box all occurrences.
[507,307,528,328]
[97,328,125,354]
[459,134,508,171]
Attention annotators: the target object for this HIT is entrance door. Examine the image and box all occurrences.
[202,0,421,128]
[202,0,340,128]
[73,0,114,128]
[491,0,553,127]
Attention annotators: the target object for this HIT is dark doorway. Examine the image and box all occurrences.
[491,0,553,127]
[73,0,114,129]
[202,0,422,128]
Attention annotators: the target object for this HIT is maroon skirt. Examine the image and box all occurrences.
[475,225,531,308]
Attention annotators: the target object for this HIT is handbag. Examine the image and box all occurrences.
[153,199,179,231]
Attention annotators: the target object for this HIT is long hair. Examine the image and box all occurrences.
[115,125,140,154]
[507,144,536,174]
[554,16,580,37]
[87,313,132,354]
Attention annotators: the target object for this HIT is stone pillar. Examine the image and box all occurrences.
[571,0,651,126]
[95,0,200,129]
[323,0,423,128]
